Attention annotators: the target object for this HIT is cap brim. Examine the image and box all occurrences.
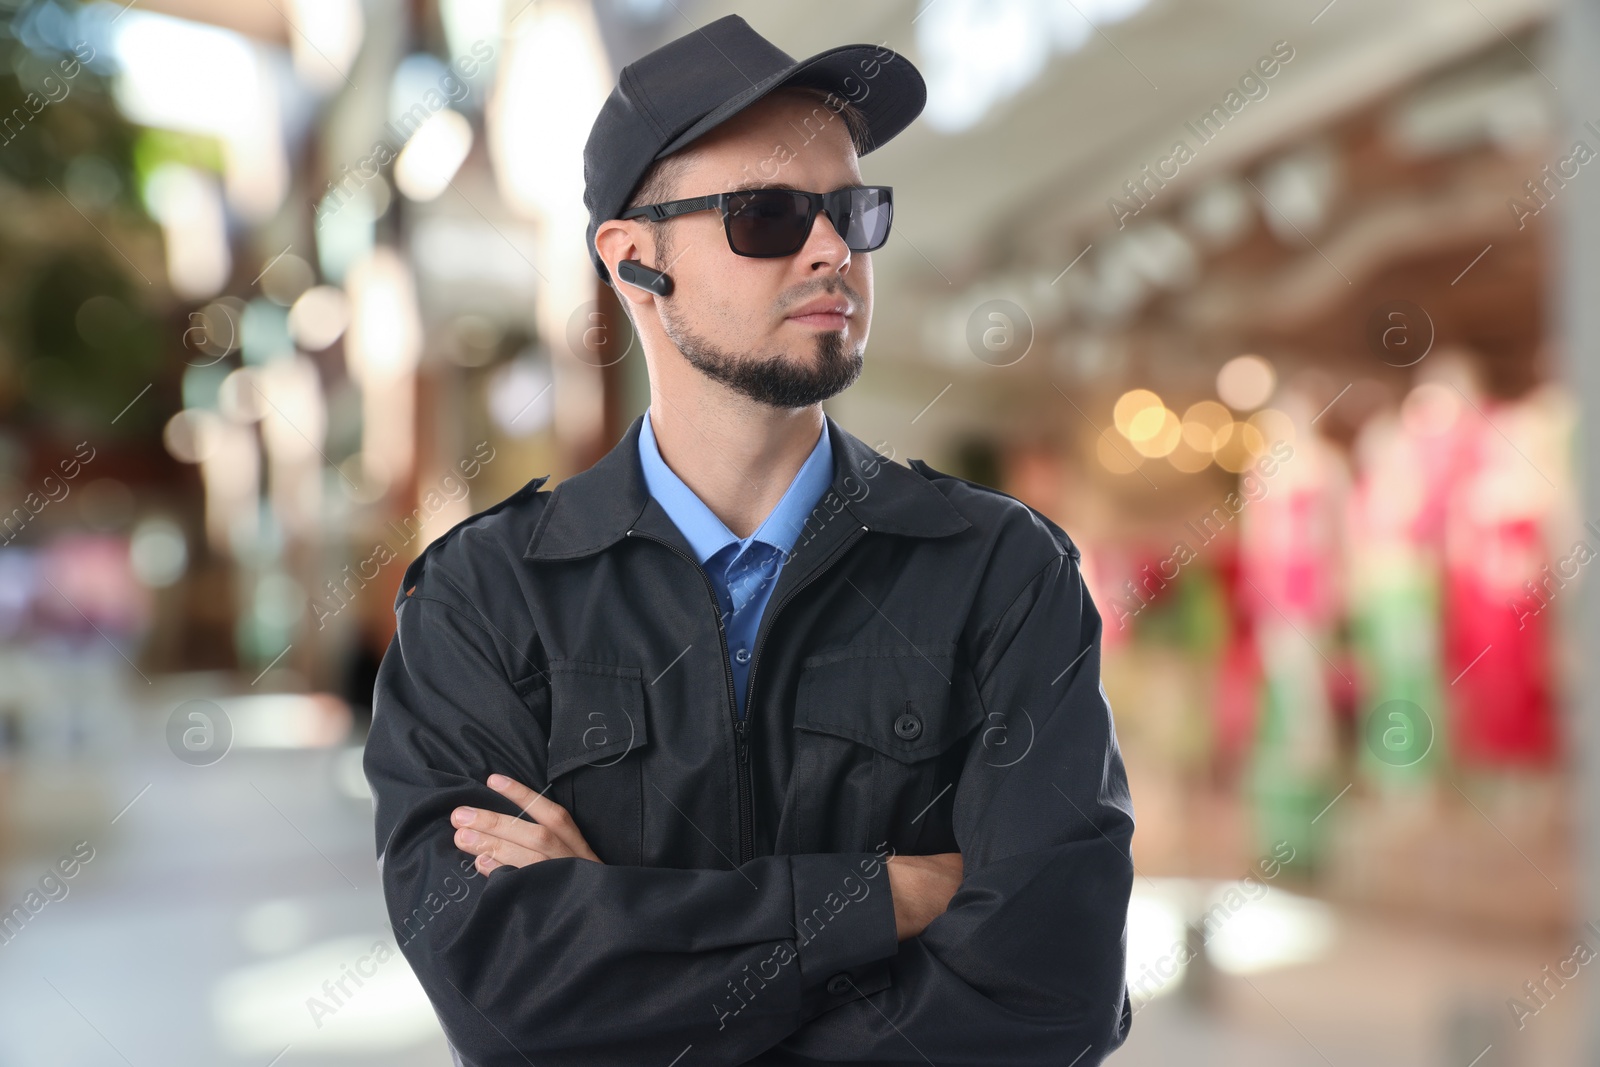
[654,42,926,160]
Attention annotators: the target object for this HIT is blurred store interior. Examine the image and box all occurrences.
[1,0,1599,1063]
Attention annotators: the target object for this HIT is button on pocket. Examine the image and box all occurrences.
[545,661,651,866]
[789,643,981,855]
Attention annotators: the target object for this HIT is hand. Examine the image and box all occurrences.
[885,851,963,942]
[451,773,603,873]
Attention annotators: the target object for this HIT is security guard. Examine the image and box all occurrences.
[364,13,1135,1066]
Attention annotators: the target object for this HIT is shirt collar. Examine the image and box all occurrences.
[524,410,970,562]
[638,408,834,566]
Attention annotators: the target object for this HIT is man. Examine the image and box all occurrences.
[364,13,1135,1066]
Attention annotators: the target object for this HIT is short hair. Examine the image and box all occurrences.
[618,84,873,279]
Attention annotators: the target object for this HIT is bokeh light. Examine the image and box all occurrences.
[1217,354,1276,411]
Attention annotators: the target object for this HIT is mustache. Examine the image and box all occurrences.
[783,278,863,314]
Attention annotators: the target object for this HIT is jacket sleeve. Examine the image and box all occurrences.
[765,548,1136,1065]
[363,588,901,1067]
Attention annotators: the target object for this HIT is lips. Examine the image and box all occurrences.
[786,297,852,329]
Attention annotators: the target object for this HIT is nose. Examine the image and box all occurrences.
[799,206,851,275]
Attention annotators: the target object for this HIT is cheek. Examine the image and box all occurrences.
[854,263,873,329]
[676,268,759,336]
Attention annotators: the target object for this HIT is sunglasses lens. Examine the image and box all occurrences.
[726,190,813,256]
[723,188,894,256]
[837,187,892,252]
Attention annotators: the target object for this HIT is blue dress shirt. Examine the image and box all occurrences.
[638,408,834,720]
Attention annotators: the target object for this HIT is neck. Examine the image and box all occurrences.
[646,389,824,540]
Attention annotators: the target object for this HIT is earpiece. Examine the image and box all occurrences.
[617,259,673,297]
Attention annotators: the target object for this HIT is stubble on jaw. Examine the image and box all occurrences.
[659,298,864,410]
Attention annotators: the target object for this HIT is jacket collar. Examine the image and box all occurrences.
[524,411,970,561]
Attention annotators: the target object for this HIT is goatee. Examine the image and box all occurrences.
[660,303,864,409]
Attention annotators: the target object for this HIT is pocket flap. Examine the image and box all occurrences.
[546,661,650,780]
[794,643,979,764]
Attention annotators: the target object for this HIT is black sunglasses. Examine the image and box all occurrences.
[619,185,894,258]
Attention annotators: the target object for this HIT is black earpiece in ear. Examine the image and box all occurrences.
[617,259,673,297]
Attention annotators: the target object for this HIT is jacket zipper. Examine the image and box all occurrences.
[630,521,869,866]
[736,522,869,863]
[625,529,743,858]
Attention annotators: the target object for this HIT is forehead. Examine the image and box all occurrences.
[673,90,863,193]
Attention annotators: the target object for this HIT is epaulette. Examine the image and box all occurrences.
[394,474,552,612]
[906,458,1081,563]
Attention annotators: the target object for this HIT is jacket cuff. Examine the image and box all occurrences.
[789,852,898,1013]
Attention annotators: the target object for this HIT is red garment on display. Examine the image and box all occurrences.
[1443,515,1559,767]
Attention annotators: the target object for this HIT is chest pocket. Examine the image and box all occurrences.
[789,643,982,856]
[542,661,651,867]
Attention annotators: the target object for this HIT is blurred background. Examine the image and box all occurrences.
[0,0,1597,1063]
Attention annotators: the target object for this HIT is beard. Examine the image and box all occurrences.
[658,298,864,409]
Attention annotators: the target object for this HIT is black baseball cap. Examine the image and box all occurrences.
[582,13,927,287]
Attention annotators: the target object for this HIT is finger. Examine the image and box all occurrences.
[486,774,601,861]
[452,806,573,860]
[450,802,601,866]
[454,824,550,869]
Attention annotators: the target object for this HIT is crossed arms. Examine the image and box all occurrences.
[363,548,1135,1066]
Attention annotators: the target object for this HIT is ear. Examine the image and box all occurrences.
[596,220,656,311]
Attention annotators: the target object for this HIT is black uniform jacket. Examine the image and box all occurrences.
[363,411,1137,1066]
